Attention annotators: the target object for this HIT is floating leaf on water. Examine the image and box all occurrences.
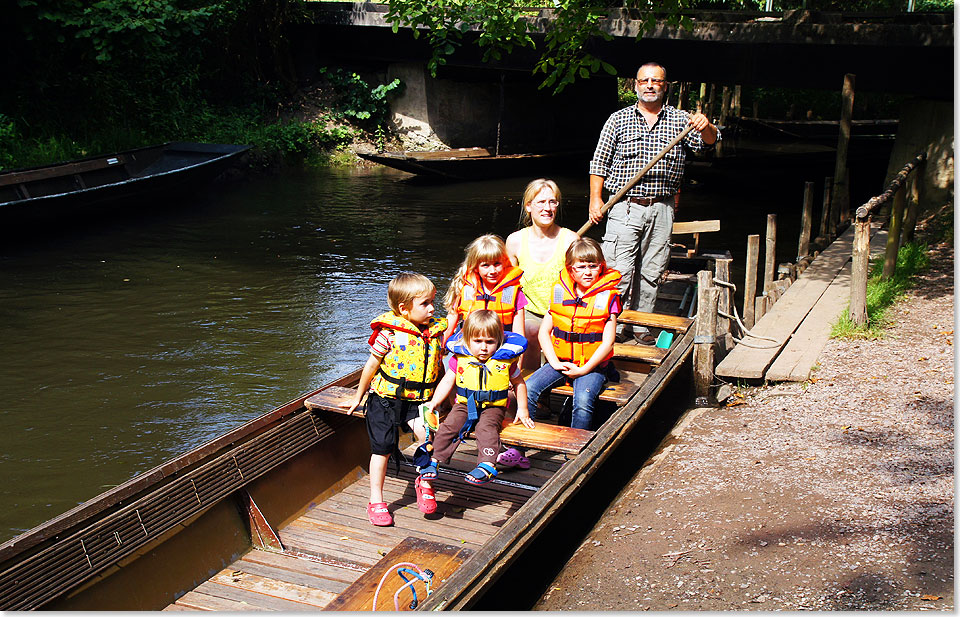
[921,594,942,601]
[340,536,349,540]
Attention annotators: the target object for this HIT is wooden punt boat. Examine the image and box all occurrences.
[0,142,251,213]
[0,245,721,612]
[358,147,590,180]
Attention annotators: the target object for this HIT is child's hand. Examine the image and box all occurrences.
[338,393,363,415]
[560,363,588,378]
[513,408,535,429]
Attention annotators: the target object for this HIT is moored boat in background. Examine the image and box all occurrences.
[0,142,251,215]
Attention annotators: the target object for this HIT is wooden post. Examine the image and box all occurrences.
[743,234,760,329]
[833,73,855,227]
[798,181,814,260]
[676,82,688,111]
[755,295,768,322]
[882,186,906,279]
[698,82,707,112]
[752,100,759,118]
[715,258,733,351]
[733,85,742,118]
[816,175,833,248]
[694,270,719,406]
[849,217,871,326]
[901,158,925,245]
[763,214,777,293]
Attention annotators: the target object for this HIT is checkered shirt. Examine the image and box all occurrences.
[588,104,719,198]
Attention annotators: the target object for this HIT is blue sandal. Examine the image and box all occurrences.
[418,460,439,480]
[464,462,498,485]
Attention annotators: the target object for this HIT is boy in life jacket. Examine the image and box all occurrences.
[524,237,623,431]
[442,234,527,344]
[339,273,448,526]
[420,310,534,485]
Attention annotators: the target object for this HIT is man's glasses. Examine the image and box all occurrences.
[637,78,665,86]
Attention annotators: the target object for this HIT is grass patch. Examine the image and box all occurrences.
[831,242,931,339]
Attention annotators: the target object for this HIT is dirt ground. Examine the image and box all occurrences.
[535,239,954,611]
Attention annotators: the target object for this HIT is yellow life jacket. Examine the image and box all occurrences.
[369,312,448,401]
[549,268,622,366]
[446,330,527,440]
[456,265,524,326]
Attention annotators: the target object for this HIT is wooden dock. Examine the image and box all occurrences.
[717,222,888,382]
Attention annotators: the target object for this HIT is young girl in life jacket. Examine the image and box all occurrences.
[421,310,534,485]
[524,237,623,431]
[442,234,527,343]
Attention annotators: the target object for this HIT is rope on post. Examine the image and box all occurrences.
[849,152,927,326]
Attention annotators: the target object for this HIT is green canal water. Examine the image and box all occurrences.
[0,160,850,542]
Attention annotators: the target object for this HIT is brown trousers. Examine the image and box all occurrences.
[432,401,506,467]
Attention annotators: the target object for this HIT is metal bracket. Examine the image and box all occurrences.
[239,489,284,552]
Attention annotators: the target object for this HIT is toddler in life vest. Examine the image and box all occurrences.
[443,234,527,343]
[339,273,448,526]
[524,237,623,431]
[420,310,534,485]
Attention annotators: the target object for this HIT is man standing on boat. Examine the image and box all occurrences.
[588,62,719,345]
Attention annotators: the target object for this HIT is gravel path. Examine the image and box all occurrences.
[535,240,954,611]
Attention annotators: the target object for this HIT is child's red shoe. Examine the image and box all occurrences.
[367,502,393,526]
[414,477,437,514]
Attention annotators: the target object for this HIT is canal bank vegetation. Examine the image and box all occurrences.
[0,0,400,171]
[831,241,932,339]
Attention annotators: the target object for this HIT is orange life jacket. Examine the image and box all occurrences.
[456,265,524,326]
[548,268,622,366]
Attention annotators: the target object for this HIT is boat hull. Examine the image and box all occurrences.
[0,142,251,217]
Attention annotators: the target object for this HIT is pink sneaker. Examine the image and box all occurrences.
[367,502,393,526]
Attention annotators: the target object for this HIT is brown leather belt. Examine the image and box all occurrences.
[625,194,673,206]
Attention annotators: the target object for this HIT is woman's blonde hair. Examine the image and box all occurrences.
[565,237,606,270]
[518,178,562,228]
[443,234,511,312]
[461,309,505,350]
[387,272,435,316]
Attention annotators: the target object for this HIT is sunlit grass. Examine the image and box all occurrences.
[831,242,931,339]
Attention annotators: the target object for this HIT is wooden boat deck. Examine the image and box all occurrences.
[165,442,563,611]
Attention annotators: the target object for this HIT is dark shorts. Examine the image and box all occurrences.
[365,392,421,456]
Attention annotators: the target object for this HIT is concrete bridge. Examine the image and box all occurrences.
[291,4,953,150]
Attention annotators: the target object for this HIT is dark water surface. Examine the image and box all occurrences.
[0,159,860,542]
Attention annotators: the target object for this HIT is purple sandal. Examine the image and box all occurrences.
[496,447,530,470]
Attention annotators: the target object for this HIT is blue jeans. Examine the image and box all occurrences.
[525,364,608,430]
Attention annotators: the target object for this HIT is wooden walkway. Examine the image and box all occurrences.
[164,442,564,611]
[717,222,888,382]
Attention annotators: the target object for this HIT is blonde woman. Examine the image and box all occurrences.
[505,179,577,371]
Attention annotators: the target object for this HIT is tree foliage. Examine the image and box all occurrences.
[384,0,691,93]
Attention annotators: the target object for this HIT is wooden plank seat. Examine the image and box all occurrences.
[304,386,594,456]
[322,536,474,611]
[549,378,639,406]
[498,420,593,456]
[612,343,668,365]
[617,310,694,333]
